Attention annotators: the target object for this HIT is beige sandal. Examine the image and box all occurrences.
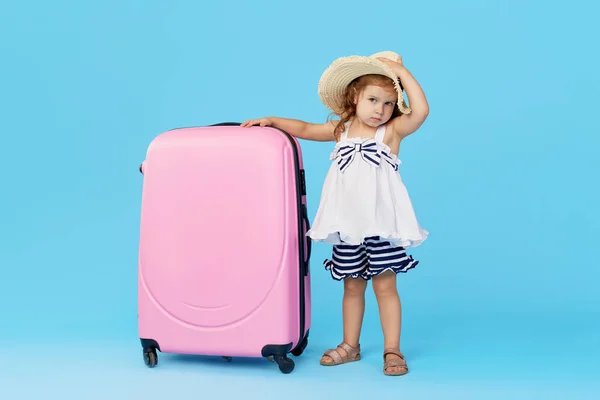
[383,348,408,376]
[320,342,361,366]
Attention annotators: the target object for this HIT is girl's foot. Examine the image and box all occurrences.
[320,342,361,366]
[383,348,408,376]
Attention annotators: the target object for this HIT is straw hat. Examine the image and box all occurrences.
[318,51,411,115]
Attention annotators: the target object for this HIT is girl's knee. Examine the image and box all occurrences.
[344,277,367,296]
[372,271,398,297]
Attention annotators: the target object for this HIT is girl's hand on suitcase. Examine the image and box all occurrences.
[241,118,273,127]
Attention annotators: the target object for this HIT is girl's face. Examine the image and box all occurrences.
[354,85,397,127]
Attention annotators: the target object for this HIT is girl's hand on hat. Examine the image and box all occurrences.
[377,55,403,65]
[241,118,273,127]
[377,56,405,74]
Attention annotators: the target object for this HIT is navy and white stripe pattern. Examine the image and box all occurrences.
[336,139,380,172]
[381,151,399,171]
[323,236,418,281]
[334,139,399,172]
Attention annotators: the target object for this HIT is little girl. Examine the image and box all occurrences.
[242,51,429,376]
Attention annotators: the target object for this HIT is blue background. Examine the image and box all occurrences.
[1,0,599,398]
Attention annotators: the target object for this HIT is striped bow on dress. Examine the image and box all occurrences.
[332,139,399,172]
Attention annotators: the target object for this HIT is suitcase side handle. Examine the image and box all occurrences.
[209,122,241,126]
[301,205,311,276]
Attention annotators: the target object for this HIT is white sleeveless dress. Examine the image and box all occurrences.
[306,121,428,249]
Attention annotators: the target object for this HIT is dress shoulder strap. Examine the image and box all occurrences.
[340,121,351,140]
[374,123,387,143]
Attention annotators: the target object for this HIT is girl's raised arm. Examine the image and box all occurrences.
[377,57,430,139]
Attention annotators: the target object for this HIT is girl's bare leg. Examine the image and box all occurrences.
[320,277,367,364]
[372,271,406,374]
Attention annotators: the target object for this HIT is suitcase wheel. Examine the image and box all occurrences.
[273,355,295,374]
[262,343,297,373]
[143,348,158,368]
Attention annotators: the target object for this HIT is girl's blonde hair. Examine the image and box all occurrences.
[330,74,404,141]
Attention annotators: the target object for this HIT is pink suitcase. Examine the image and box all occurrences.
[137,122,311,374]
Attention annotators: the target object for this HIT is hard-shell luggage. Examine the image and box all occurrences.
[137,122,311,374]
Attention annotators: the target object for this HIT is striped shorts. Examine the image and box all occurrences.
[323,236,419,281]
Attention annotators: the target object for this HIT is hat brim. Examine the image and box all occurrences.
[317,55,411,115]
